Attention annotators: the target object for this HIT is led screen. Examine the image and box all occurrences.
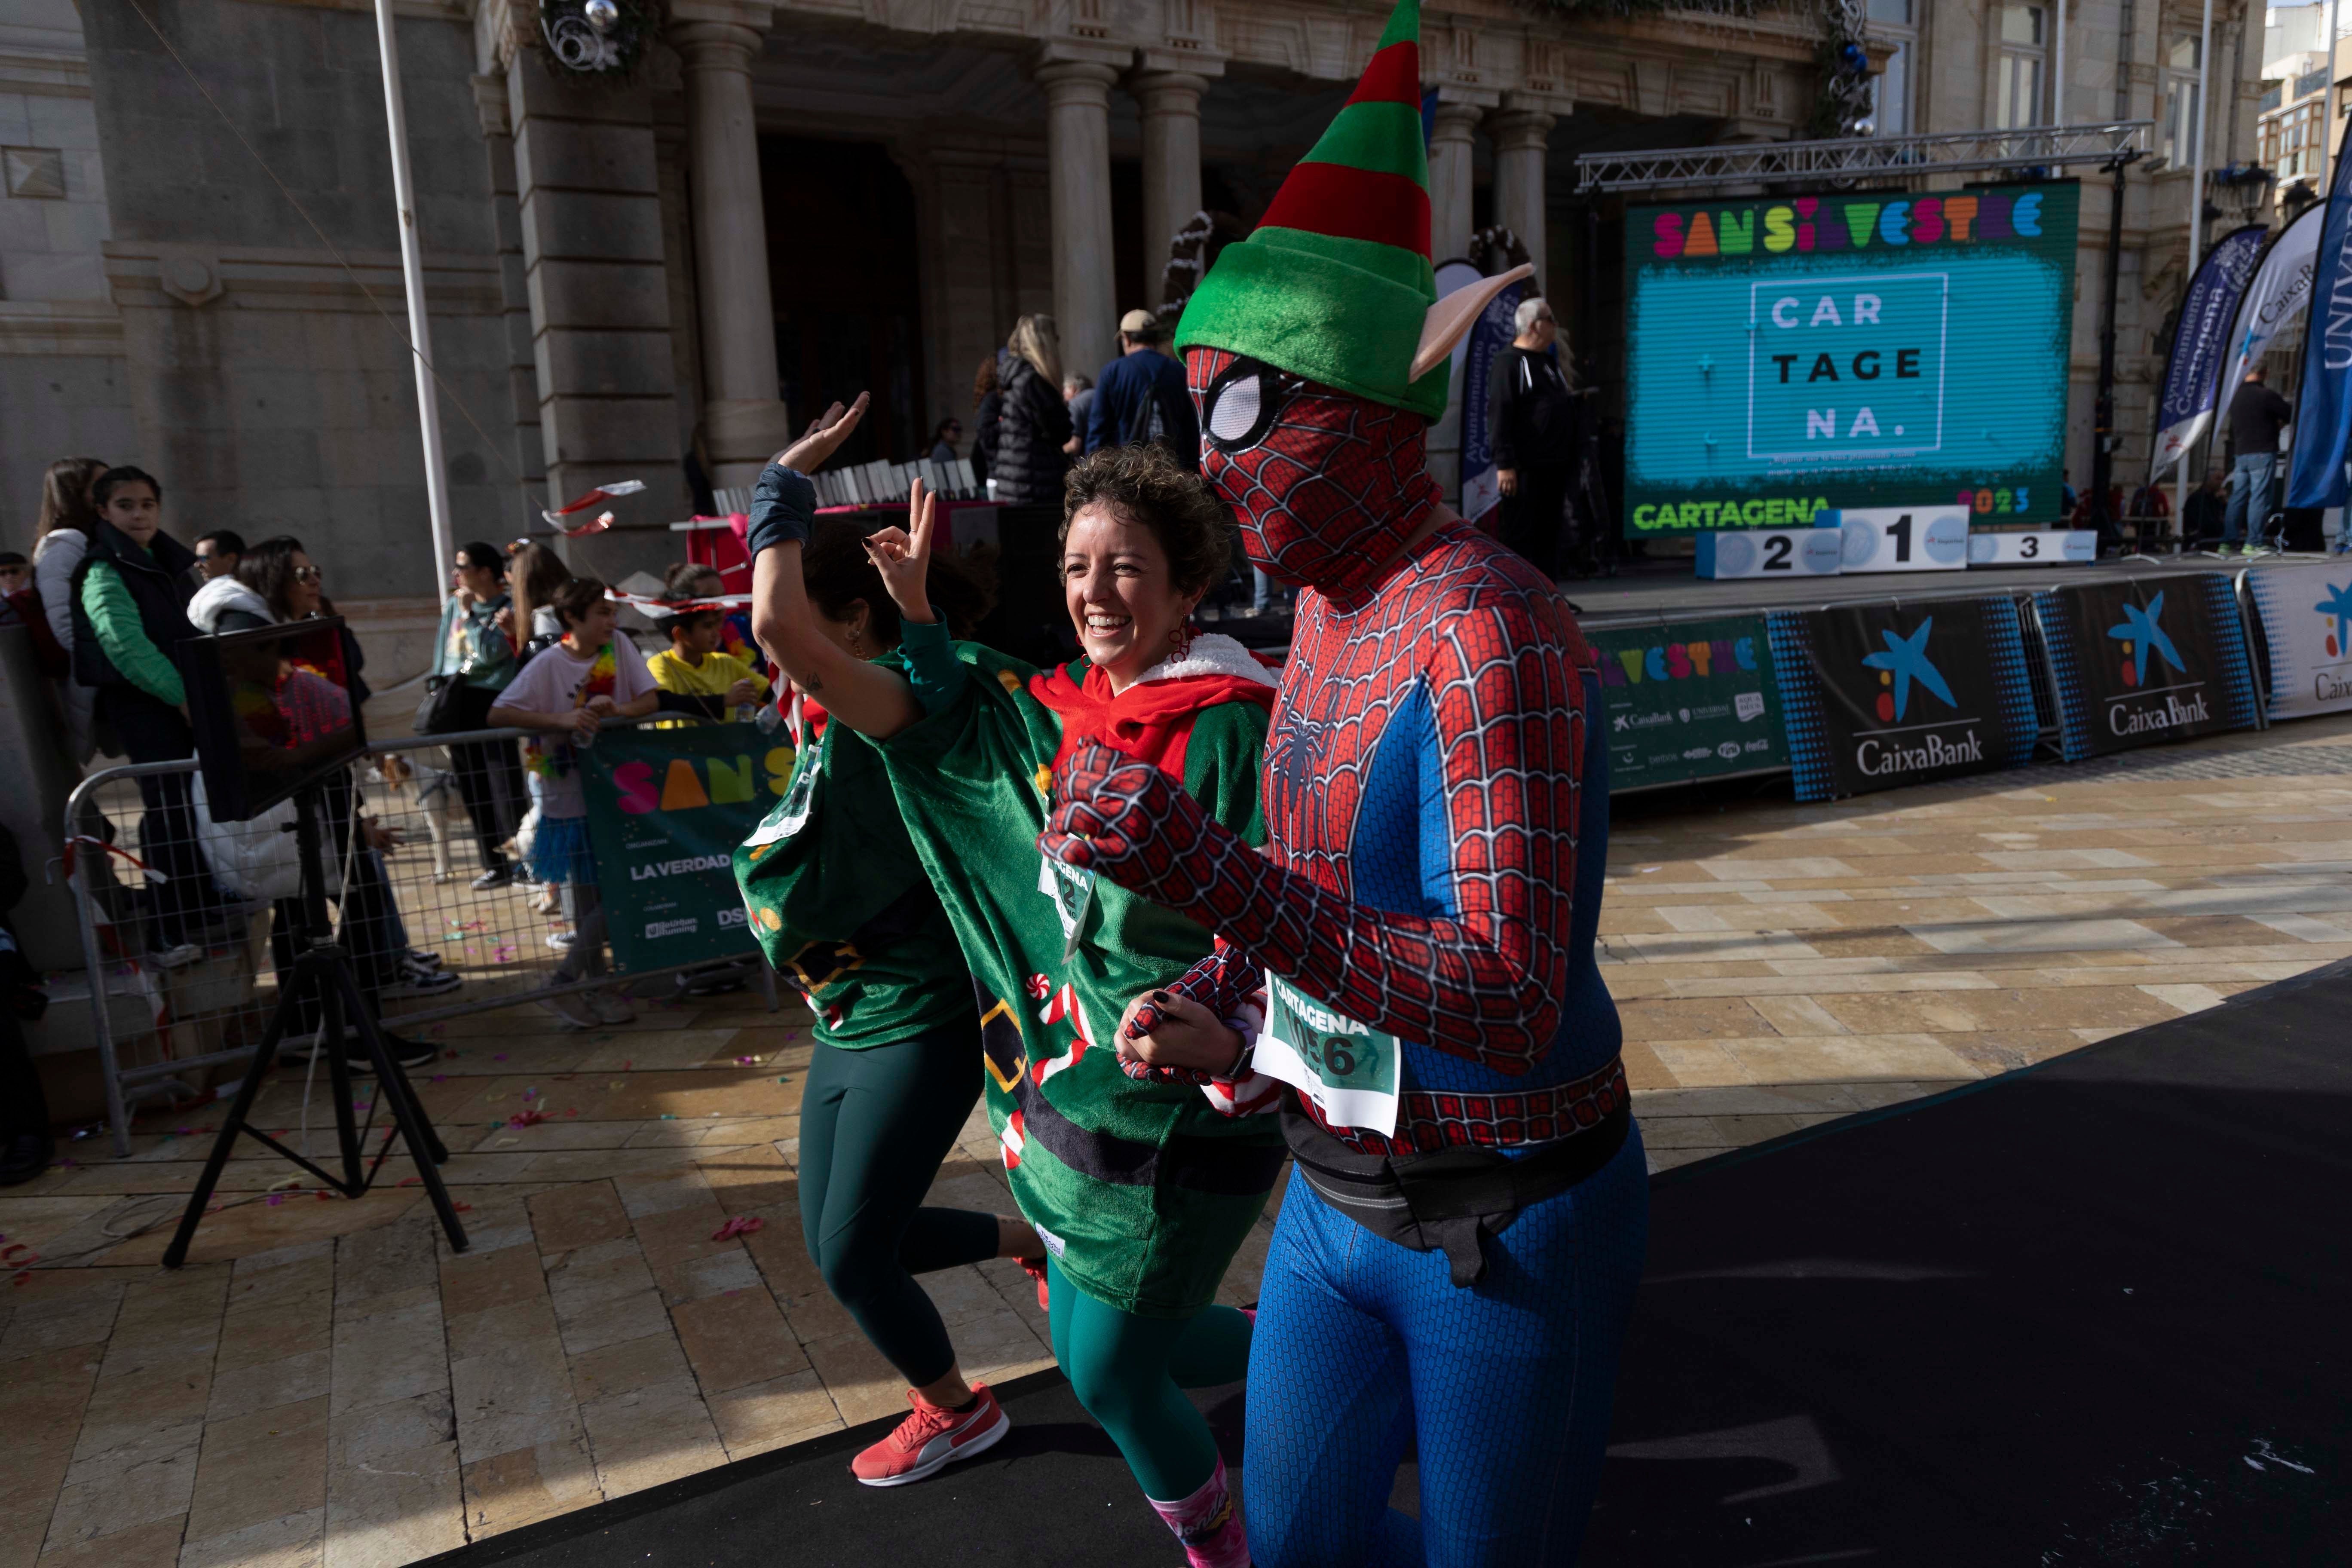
[1622,181,2080,535]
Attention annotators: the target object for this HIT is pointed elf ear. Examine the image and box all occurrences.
[1410,264,1537,383]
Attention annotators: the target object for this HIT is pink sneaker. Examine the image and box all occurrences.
[850,1384,1010,1487]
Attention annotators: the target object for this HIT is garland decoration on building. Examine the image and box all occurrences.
[1809,0,1876,138]
[537,0,665,78]
[1156,210,1251,332]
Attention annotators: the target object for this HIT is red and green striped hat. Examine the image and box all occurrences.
[1173,0,1448,419]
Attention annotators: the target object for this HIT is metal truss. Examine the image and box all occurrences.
[1574,122,2152,195]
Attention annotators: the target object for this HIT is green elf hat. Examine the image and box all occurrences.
[1173,0,1531,421]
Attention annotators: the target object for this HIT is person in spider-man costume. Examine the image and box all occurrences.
[1038,2,1644,1562]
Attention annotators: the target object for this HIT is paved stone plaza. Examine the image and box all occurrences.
[6,714,2352,1567]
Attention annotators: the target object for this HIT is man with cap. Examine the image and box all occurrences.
[1040,0,1642,1561]
[1085,308,1201,468]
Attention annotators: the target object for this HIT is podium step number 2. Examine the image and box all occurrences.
[1695,527,1845,579]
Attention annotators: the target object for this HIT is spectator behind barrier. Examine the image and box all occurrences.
[487,576,660,1032]
[435,541,528,891]
[34,456,108,763]
[193,529,245,583]
[72,466,225,967]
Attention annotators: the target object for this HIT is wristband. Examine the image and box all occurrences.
[746,462,816,557]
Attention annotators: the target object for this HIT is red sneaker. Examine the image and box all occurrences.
[1019,1254,1050,1311]
[851,1384,1010,1488]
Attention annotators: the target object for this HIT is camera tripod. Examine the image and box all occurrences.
[163,780,468,1267]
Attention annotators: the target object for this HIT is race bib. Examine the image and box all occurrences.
[746,729,825,847]
[1038,852,1096,961]
[1256,974,1402,1137]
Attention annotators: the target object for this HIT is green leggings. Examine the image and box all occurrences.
[1046,1253,1253,1501]
[798,1029,999,1387]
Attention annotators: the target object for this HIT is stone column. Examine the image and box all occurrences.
[1488,104,1556,291]
[1426,98,1485,263]
[674,13,790,490]
[1133,54,1221,311]
[1036,46,1128,383]
[507,50,680,580]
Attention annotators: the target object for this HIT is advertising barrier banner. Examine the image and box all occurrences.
[579,721,792,972]
[2241,561,2352,721]
[1766,597,2038,800]
[2032,577,2261,760]
[1622,181,2080,535]
[1588,615,1785,789]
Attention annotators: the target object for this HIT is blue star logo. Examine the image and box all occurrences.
[2107,593,2185,685]
[2315,581,2352,648]
[1862,618,1956,720]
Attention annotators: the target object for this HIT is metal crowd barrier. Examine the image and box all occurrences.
[65,719,778,1158]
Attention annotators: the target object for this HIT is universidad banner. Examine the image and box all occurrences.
[1623,182,2080,534]
[2242,561,2352,721]
[1587,615,1784,789]
[578,721,790,972]
[2288,112,2352,510]
[2032,576,2261,761]
[2150,224,2269,475]
[1766,597,2038,800]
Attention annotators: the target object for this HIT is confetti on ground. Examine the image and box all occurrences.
[447,919,484,931]
[521,1088,536,1099]
[710,1215,765,1242]
[508,1110,547,1128]
[397,1176,421,1188]
[659,1114,677,1120]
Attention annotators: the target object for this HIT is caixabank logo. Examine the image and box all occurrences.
[1852,616,1984,777]
[2102,591,2209,738]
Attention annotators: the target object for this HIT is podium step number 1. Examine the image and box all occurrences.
[1835,506,1970,573]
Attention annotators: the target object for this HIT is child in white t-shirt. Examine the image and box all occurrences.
[490,577,659,1029]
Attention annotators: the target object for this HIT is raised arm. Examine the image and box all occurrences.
[744,395,923,739]
[1045,594,1586,1073]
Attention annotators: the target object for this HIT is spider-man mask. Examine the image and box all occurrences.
[1187,347,1439,602]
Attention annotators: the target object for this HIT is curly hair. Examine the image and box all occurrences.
[1061,443,1234,597]
[803,518,994,648]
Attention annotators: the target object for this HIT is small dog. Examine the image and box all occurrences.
[375,752,466,883]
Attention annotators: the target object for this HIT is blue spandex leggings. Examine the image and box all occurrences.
[1243,1124,1649,1568]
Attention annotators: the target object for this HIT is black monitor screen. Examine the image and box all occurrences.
[184,616,368,823]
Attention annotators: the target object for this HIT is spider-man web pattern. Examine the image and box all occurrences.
[1046,515,1619,1157]
[1192,347,1439,603]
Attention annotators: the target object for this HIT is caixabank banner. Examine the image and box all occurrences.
[1588,615,1785,789]
[579,722,789,971]
[2033,577,2261,760]
[1767,597,2038,800]
[1623,182,2079,535]
[2242,562,2352,722]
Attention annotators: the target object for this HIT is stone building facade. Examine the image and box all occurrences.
[0,0,2266,652]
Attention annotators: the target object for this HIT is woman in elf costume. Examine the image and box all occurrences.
[744,433,1280,1568]
[1041,2,1645,1563]
[734,410,1040,1490]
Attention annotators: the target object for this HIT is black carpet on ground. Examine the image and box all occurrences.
[419,962,2352,1568]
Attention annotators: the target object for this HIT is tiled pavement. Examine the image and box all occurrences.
[8,714,2352,1566]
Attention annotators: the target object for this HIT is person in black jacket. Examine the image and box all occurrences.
[70,466,225,965]
[1486,297,1586,581]
[989,317,1072,505]
[971,356,1002,487]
